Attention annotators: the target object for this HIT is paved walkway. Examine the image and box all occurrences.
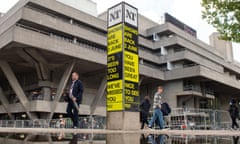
[0,128,239,136]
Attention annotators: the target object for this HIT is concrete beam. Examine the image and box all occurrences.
[139,64,164,80]
[48,60,76,119]
[13,26,106,65]
[25,49,50,80]
[90,77,106,115]
[139,76,144,86]
[0,88,14,119]
[0,60,36,120]
[16,49,35,66]
[22,7,106,46]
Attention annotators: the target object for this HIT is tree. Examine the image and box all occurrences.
[201,0,240,43]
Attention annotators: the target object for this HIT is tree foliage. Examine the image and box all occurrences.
[201,0,240,42]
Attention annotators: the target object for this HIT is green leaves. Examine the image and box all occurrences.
[201,0,240,43]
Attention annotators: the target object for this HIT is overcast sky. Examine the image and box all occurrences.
[0,0,239,62]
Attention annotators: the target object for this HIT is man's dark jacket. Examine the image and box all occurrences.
[67,80,84,103]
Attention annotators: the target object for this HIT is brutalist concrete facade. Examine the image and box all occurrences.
[0,0,240,120]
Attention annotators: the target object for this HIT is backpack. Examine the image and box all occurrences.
[161,102,171,116]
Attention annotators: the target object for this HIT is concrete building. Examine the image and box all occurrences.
[0,0,240,120]
[56,0,97,17]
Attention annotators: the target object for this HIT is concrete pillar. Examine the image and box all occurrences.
[106,77,144,130]
[0,60,35,120]
[41,87,51,101]
[90,77,106,115]
[0,88,14,119]
[48,60,76,119]
[163,80,183,108]
[217,94,231,111]
[107,134,140,144]
[107,112,140,130]
[209,32,233,62]
[39,80,52,101]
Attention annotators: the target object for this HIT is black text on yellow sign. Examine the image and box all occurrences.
[124,81,139,111]
[107,3,139,112]
[124,25,138,54]
[107,80,123,111]
[107,53,123,81]
[123,24,139,111]
[107,24,123,55]
[124,51,139,83]
[107,23,124,111]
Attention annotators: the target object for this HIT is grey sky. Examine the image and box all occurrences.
[0,0,239,62]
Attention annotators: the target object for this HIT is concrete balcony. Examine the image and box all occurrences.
[21,7,106,46]
[165,65,201,80]
[179,85,215,99]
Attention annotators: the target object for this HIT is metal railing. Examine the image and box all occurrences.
[0,116,106,129]
[183,85,201,92]
[163,108,231,130]
[0,108,232,130]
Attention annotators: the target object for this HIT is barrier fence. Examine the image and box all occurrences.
[162,108,232,130]
[0,108,233,130]
[0,116,106,129]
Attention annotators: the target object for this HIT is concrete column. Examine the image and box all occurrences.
[0,88,14,119]
[42,87,51,101]
[107,134,140,144]
[90,77,106,115]
[48,60,76,119]
[106,78,144,130]
[106,77,143,130]
[0,60,35,120]
[107,112,140,130]
[25,49,50,81]
[163,80,183,108]
[38,80,52,101]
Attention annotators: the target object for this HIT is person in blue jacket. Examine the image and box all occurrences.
[67,72,84,128]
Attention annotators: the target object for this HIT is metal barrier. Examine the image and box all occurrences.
[162,108,232,130]
[0,116,106,129]
[0,108,232,130]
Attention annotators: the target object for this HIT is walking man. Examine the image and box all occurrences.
[229,99,239,129]
[67,72,84,128]
[148,86,164,129]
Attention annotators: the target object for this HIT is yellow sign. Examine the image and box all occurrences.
[107,55,121,81]
[124,51,139,83]
[107,80,123,111]
[124,25,138,53]
[107,24,123,55]
[107,3,139,112]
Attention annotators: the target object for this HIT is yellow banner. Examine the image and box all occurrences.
[124,51,139,83]
[107,80,123,111]
[107,24,123,55]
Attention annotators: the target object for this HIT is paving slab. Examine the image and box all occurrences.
[0,128,239,136]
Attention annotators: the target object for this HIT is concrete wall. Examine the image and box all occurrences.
[162,80,183,108]
[56,0,97,17]
[210,32,233,62]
